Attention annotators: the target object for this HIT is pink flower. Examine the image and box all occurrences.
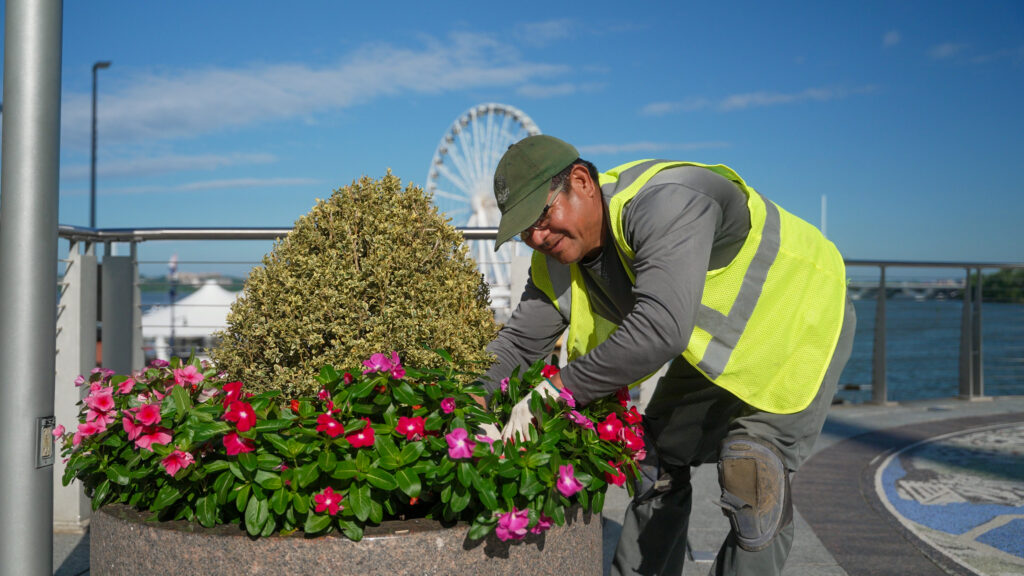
[72,420,106,446]
[388,352,406,379]
[396,416,425,441]
[149,358,169,368]
[605,460,627,486]
[440,397,456,414]
[221,381,243,406]
[623,406,643,425]
[597,413,623,442]
[314,487,344,516]
[122,414,143,441]
[558,386,576,408]
[346,419,375,448]
[615,387,631,407]
[197,387,220,403]
[161,450,195,476]
[135,427,172,451]
[223,401,257,432]
[223,431,255,455]
[173,365,204,387]
[445,428,475,459]
[631,448,647,462]
[73,374,86,387]
[499,378,509,394]
[315,413,343,438]
[52,424,65,438]
[317,389,330,401]
[495,507,530,541]
[91,367,115,380]
[475,434,497,452]
[557,464,584,498]
[86,408,117,428]
[621,427,645,452]
[84,388,115,412]
[361,352,393,375]
[567,410,595,430]
[540,364,560,379]
[135,403,162,426]
[531,513,554,534]
[116,378,136,395]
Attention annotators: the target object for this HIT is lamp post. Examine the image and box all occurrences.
[90,60,111,229]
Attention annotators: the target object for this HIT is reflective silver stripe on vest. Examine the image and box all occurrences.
[696,192,781,379]
[546,253,573,322]
[601,160,663,197]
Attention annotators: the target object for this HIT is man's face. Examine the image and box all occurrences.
[520,165,604,265]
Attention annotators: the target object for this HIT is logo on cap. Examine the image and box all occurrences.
[495,173,510,210]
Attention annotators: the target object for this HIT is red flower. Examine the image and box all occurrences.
[222,381,243,407]
[223,401,257,432]
[605,460,627,486]
[620,427,644,451]
[343,372,354,385]
[223,431,255,455]
[615,387,631,407]
[540,364,560,378]
[316,413,343,438]
[346,418,375,448]
[623,406,643,425]
[290,399,301,413]
[597,413,623,442]
[313,486,344,516]
[396,416,425,441]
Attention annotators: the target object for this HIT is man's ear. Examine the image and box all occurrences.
[571,164,596,198]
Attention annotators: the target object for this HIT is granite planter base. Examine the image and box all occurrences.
[91,504,602,576]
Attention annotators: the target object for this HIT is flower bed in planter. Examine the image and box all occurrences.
[61,354,644,570]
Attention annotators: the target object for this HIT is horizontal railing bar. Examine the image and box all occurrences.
[58,225,502,242]
[846,259,1024,269]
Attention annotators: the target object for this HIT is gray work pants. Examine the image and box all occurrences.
[611,300,856,576]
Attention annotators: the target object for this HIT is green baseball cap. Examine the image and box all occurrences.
[492,135,579,249]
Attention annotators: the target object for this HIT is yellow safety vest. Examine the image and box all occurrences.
[531,161,846,414]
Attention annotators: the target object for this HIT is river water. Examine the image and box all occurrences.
[837,299,1024,404]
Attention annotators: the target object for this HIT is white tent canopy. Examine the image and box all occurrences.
[142,279,240,359]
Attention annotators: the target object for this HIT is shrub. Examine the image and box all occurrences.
[210,172,497,397]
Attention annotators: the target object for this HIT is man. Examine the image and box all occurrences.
[481,134,855,576]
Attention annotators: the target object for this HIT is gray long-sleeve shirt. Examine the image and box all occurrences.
[483,165,751,406]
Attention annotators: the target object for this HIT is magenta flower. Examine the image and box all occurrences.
[149,358,169,368]
[361,352,393,375]
[316,413,343,438]
[161,450,195,476]
[52,424,65,438]
[597,413,623,442]
[343,372,354,385]
[567,410,595,430]
[91,367,115,380]
[396,416,425,441]
[135,427,172,451]
[475,434,497,452]
[558,386,576,408]
[73,374,86,387]
[72,420,106,446]
[495,507,530,541]
[531,513,554,534]
[346,419,375,448]
[223,431,255,455]
[173,365,204,387]
[84,388,115,412]
[621,427,645,451]
[623,406,643,425]
[631,448,647,462]
[314,486,344,516]
[135,403,162,426]
[86,408,117,428]
[223,401,257,432]
[440,397,456,414]
[122,414,143,441]
[388,352,406,379]
[557,464,584,498]
[615,387,631,406]
[605,460,627,486]
[445,428,475,459]
[317,388,330,401]
[116,378,136,395]
[540,364,560,378]
[221,381,243,406]
[499,377,509,394]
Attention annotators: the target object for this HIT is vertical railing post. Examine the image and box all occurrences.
[972,268,984,397]
[53,240,97,530]
[0,0,64,572]
[959,268,974,399]
[101,241,142,374]
[871,265,888,403]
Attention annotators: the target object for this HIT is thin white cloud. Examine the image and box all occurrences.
[61,153,276,180]
[515,81,604,99]
[62,177,320,196]
[884,30,901,47]
[641,86,876,116]
[930,43,968,60]
[970,45,1024,64]
[515,19,574,47]
[60,32,565,150]
[577,141,730,156]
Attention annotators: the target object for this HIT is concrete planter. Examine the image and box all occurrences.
[90,504,602,575]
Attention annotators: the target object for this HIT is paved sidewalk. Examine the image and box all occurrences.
[55,396,1024,576]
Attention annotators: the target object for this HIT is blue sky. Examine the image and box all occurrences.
[2,0,1023,276]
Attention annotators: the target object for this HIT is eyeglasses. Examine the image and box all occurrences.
[523,185,565,234]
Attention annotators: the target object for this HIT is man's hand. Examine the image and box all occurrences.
[500,379,560,442]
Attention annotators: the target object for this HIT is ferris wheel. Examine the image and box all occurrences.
[425,103,541,315]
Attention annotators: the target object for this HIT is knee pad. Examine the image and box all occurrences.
[716,436,793,552]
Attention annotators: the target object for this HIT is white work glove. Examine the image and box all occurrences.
[478,422,502,442]
[501,379,560,443]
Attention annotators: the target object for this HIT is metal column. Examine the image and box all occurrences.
[101,242,143,374]
[972,269,984,397]
[871,266,888,404]
[0,0,64,574]
[959,268,974,398]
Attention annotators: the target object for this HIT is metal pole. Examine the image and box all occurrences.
[90,61,111,229]
[871,266,888,404]
[972,268,984,397]
[959,268,974,398]
[0,0,63,573]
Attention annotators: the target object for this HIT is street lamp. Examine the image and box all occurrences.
[90,60,111,229]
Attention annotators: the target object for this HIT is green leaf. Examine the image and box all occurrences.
[365,468,398,491]
[304,512,332,534]
[369,498,383,524]
[105,464,131,486]
[264,433,294,458]
[478,482,499,512]
[204,459,230,473]
[520,469,544,499]
[339,519,363,541]
[292,492,309,515]
[318,364,340,386]
[238,452,258,472]
[252,419,293,433]
[395,469,421,498]
[152,484,181,511]
[91,479,112,508]
[398,441,425,466]
[468,521,494,541]
[256,453,283,471]
[170,385,192,419]
[254,469,282,490]
[235,483,251,512]
[196,495,217,528]
[191,421,231,443]
[245,496,269,536]
[317,450,337,473]
[270,488,290,516]
[261,517,277,538]
[331,459,359,480]
[375,435,401,469]
[391,382,422,406]
[592,490,606,514]
[214,471,235,505]
[456,462,473,488]
[296,463,319,488]
[349,484,371,522]
[450,484,470,513]
[526,451,552,468]
[501,481,518,501]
